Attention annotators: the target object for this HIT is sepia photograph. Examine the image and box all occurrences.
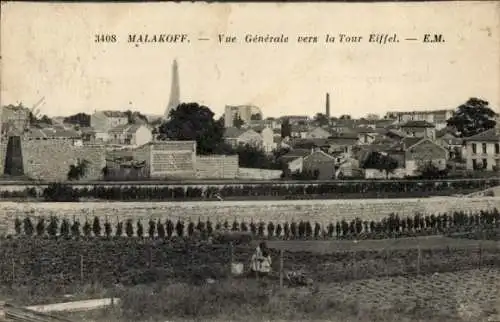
[0,1,499,321]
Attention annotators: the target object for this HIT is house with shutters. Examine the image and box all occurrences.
[463,128,500,171]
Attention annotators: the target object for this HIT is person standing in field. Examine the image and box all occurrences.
[250,242,272,277]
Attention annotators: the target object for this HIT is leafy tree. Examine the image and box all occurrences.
[339,114,351,120]
[276,223,283,238]
[157,102,229,155]
[63,113,91,127]
[361,151,399,179]
[60,218,70,238]
[137,220,144,238]
[104,220,112,238]
[314,113,329,126]
[125,219,134,237]
[124,110,149,125]
[281,118,291,138]
[148,219,156,238]
[71,219,81,237]
[267,221,275,237]
[175,220,184,237]
[67,159,90,181]
[36,218,46,236]
[23,217,34,236]
[235,144,281,169]
[166,220,174,238]
[92,216,101,237]
[83,219,92,237]
[187,221,195,237]
[157,220,166,239]
[14,217,22,235]
[116,221,123,237]
[47,216,59,237]
[447,98,497,137]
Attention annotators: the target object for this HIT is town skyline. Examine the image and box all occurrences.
[1,2,499,119]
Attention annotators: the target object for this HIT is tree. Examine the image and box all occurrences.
[281,118,291,138]
[92,216,101,237]
[340,114,351,120]
[63,113,91,127]
[148,219,156,238]
[67,159,90,181]
[60,218,70,238]
[124,110,149,125]
[104,220,112,238]
[126,219,134,237]
[47,216,59,237]
[137,220,144,238]
[314,113,329,126]
[36,218,46,236]
[361,151,399,179]
[116,221,123,237]
[23,217,34,236]
[157,103,229,155]
[83,219,92,237]
[235,144,281,169]
[233,114,245,129]
[447,98,497,137]
[14,217,22,235]
[71,219,81,237]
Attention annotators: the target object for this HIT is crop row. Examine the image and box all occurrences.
[13,209,500,240]
[0,238,498,293]
[1,179,498,201]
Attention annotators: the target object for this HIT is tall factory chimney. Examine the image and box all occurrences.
[325,92,330,118]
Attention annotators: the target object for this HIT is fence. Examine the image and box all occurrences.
[0,236,498,293]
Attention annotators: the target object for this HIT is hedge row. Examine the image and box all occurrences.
[17,179,498,201]
[14,209,500,240]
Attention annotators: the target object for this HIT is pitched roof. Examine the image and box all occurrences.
[279,148,311,160]
[400,120,435,128]
[328,132,358,140]
[464,128,500,142]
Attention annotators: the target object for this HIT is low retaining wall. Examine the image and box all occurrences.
[1,197,499,235]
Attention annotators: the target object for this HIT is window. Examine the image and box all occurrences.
[495,143,499,154]
[483,159,488,169]
[472,143,477,154]
[472,159,477,169]
[482,143,487,154]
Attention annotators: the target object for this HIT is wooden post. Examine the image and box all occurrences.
[80,255,84,281]
[385,247,389,278]
[352,251,357,280]
[229,242,234,278]
[417,243,421,275]
[11,257,15,284]
[279,249,284,289]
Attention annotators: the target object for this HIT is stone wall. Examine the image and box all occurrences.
[238,167,282,180]
[21,140,106,181]
[195,155,239,179]
[1,197,499,235]
[150,141,196,179]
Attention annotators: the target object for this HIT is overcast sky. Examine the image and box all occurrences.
[1,2,499,118]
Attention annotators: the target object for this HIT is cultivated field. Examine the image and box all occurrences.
[58,268,500,322]
[1,197,500,235]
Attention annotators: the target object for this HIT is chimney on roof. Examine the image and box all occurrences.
[325,93,330,118]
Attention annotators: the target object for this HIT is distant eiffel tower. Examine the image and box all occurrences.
[164,59,180,120]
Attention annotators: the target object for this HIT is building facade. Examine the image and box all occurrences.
[224,105,262,128]
[464,128,500,171]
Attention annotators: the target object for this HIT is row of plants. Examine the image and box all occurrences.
[13,208,500,240]
[10,178,500,201]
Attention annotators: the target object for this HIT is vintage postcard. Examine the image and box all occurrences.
[0,1,499,321]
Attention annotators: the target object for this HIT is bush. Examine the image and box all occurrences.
[43,183,79,202]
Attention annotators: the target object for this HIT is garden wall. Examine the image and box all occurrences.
[195,155,238,179]
[237,167,282,180]
[21,140,106,181]
[1,197,499,235]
